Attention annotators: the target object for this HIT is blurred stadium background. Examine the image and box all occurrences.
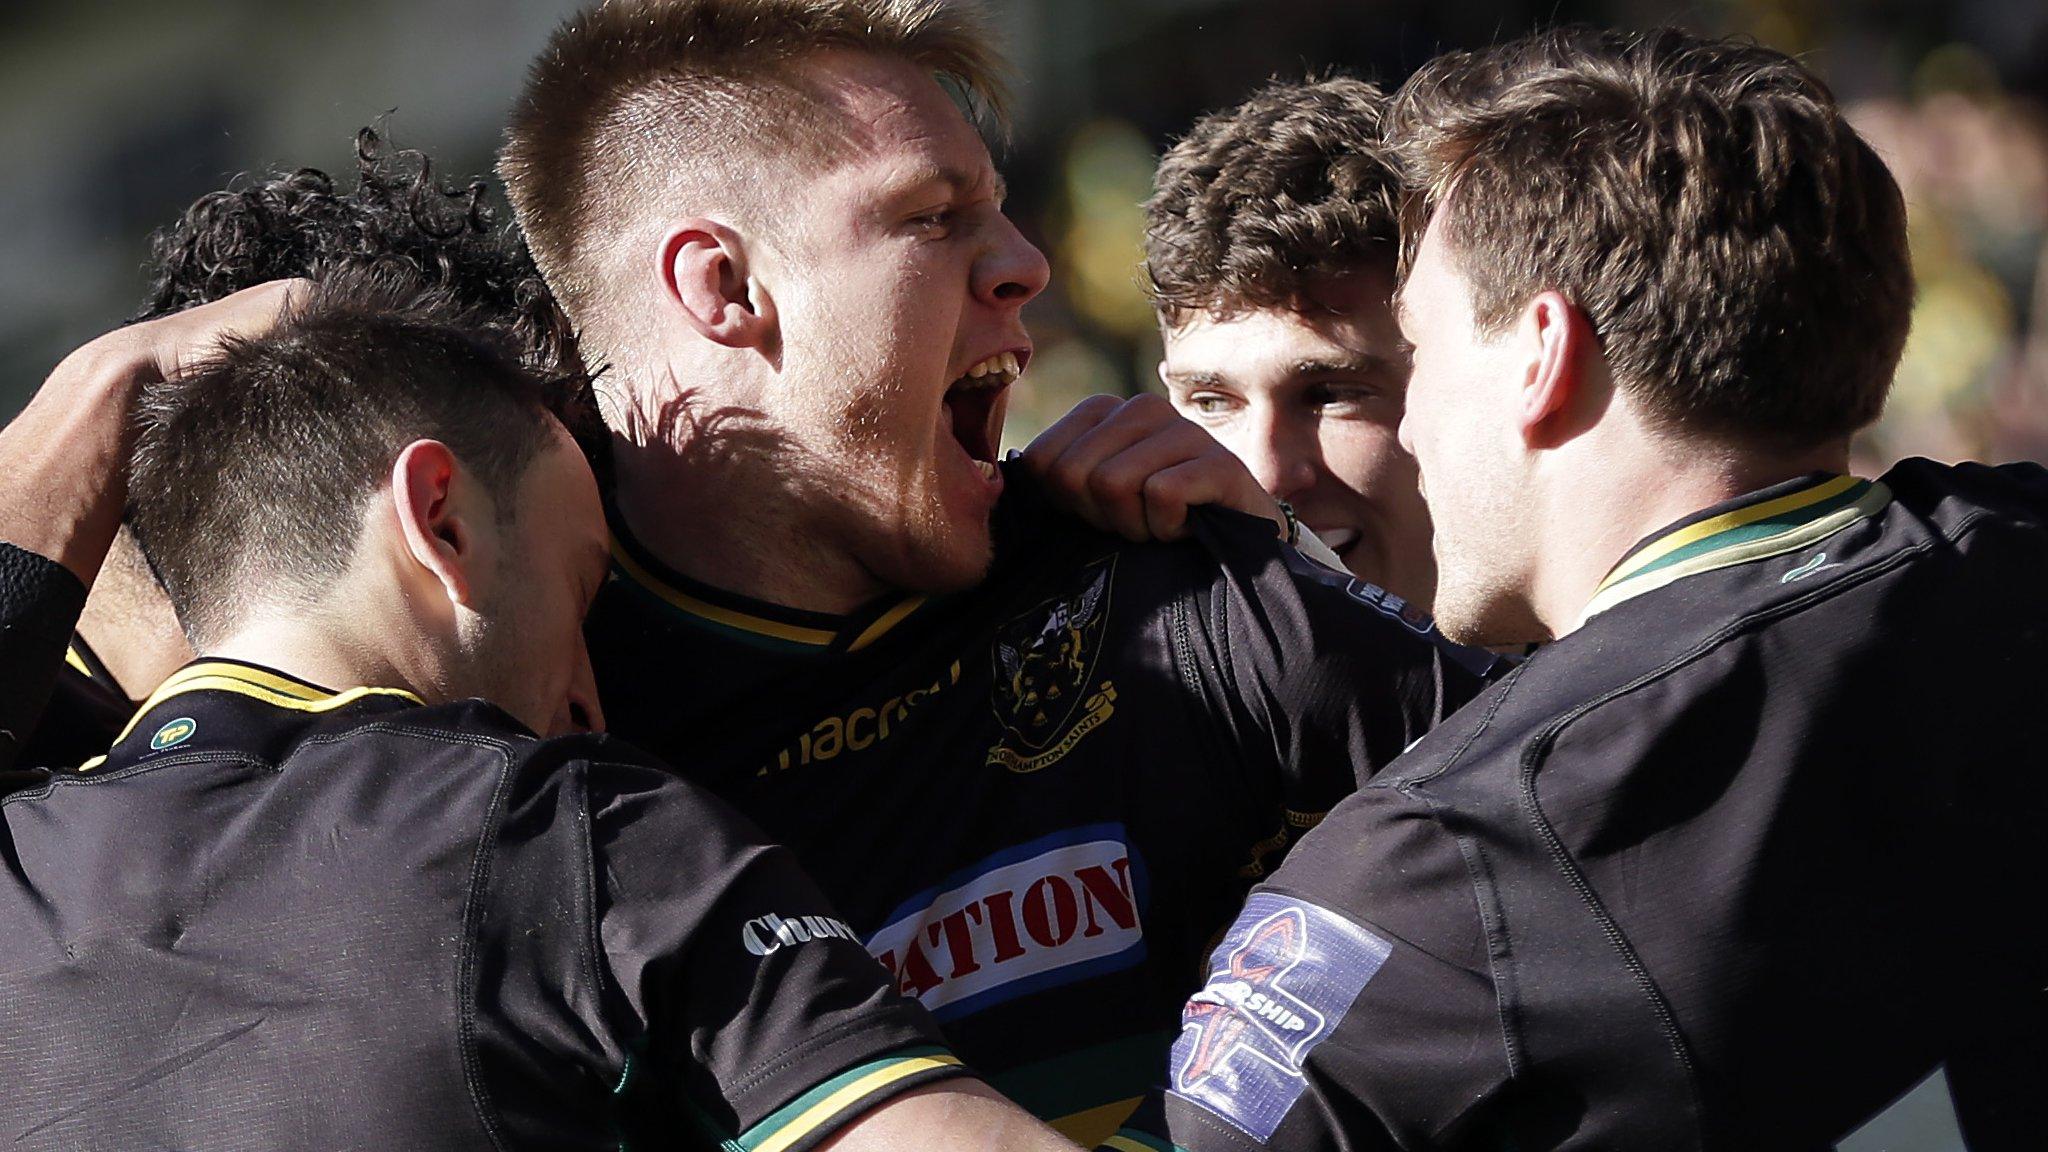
[3,0,2044,462]
[1,2,2037,1146]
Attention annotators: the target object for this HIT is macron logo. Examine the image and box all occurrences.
[865,825,1149,1020]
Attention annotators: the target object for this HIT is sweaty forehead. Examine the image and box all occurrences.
[800,48,995,185]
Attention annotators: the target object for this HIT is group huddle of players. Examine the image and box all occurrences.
[0,2,2043,1150]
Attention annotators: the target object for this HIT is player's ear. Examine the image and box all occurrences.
[1515,290,1604,450]
[658,219,778,356]
[390,439,478,608]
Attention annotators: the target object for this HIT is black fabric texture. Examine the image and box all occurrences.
[1125,459,2048,1151]
[585,466,1490,1136]
[0,672,954,1150]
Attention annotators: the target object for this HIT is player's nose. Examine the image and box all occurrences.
[975,213,1051,310]
[1241,408,1317,502]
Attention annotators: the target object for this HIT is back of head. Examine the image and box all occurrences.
[128,271,558,647]
[1146,74,1400,325]
[499,0,1006,362]
[142,129,575,375]
[1388,26,1914,449]
[139,129,601,457]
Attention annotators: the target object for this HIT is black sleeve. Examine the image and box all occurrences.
[587,759,971,1152]
[1176,508,1495,843]
[0,542,89,774]
[1101,782,1513,1152]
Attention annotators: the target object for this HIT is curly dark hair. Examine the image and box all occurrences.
[137,128,603,460]
[1144,74,1400,325]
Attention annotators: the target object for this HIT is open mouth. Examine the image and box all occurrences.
[943,350,1024,479]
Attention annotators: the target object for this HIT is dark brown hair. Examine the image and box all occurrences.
[500,0,1006,333]
[1389,26,1914,447]
[1145,74,1401,325]
[129,271,560,645]
[137,128,602,461]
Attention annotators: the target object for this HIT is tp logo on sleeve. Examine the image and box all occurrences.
[1170,892,1392,1142]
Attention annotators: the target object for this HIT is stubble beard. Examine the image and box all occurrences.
[1427,541,1546,650]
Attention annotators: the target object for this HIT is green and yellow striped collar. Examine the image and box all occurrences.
[1577,473,1891,626]
[607,530,928,655]
[82,660,423,771]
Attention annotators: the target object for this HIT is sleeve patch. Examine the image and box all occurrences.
[1168,893,1391,1142]
[735,1047,964,1152]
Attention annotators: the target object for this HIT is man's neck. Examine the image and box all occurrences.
[205,609,421,701]
[609,430,893,617]
[1535,437,1851,638]
[77,531,193,698]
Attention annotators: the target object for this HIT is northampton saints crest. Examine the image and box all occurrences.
[987,558,1118,773]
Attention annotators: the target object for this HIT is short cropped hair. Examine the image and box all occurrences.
[1389,27,1914,448]
[500,0,1006,340]
[1145,75,1401,325]
[137,129,602,458]
[129,272,560,646]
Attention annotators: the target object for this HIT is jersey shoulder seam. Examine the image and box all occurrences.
[308,720,521,1149]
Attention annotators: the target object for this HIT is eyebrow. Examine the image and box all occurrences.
[1161,355,1397,391]
[889,162,1007,206]
[1290,354,1398,377]
[1158,369,1229,390]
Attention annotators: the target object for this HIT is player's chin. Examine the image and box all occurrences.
[892,503,998,593]
[1432,569,1537,649]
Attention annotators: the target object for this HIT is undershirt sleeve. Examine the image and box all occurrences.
[0,542,89,774]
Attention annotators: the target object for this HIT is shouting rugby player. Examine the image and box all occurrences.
[1147,76,1435,606]
[1109,27,2048,1152]
[0,274,1083,1151]
[499,0,1489,1139]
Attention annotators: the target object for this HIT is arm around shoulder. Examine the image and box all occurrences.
[820,1079,1081,1152]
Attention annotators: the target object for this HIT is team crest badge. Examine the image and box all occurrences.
[987,558,1117,773]
[150,717,197,751]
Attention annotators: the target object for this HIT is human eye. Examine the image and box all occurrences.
[1310,381,1376,407]
[1183,390,1241,419]
[1308,382,1385,418]
[905,205,958,237]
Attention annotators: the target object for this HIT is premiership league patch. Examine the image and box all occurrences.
[1171,892,1393,1142]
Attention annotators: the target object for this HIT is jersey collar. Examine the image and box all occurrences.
[1578,472,1892,626]
[605,517,930,655]
[82,658,423,772]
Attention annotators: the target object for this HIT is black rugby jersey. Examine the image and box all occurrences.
[1109,461,2048,1152]
[0,559,966,1151]
[586,469,1491,1145]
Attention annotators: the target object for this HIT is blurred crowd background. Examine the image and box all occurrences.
[4,0,2046,470]
[0,3,2037,1146]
